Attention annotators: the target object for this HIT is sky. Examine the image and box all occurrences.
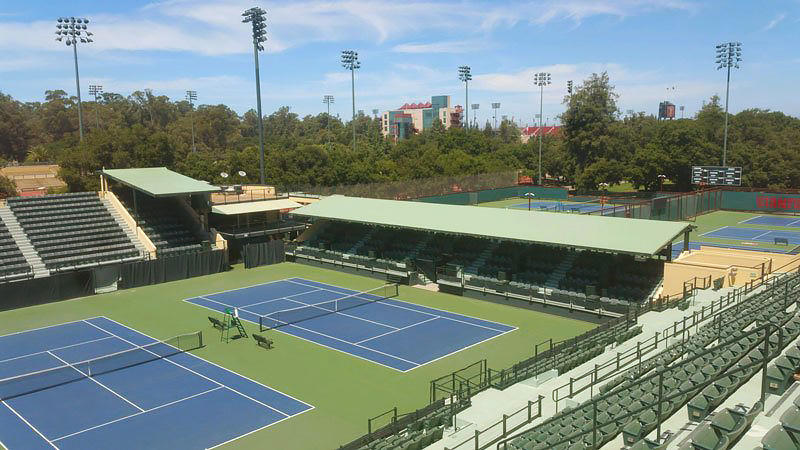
[0,0,798,126]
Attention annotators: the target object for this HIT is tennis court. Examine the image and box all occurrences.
[740,215,800,227]
[0,317,312,450]
[509,200,612,214]
[185,278,516,372]
[701,226,800,245]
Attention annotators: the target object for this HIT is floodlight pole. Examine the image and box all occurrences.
[186,90,197,153]
[89,85,102,130]
[351,65,356,150]
[458,66,472,129]
[253,44,265,184]
[716,42,742,167]
[243,7,268,185]
[72,43,84,141]
[56,17,93,142]
[533,72,551,185]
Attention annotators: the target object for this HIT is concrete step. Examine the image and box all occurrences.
[0,206,49,278]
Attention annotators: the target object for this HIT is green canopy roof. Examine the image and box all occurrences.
[292,195,691,256]
[102,168,218,197]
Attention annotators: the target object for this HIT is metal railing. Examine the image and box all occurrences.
[445,396,544,450]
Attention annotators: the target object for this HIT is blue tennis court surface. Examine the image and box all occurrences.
[185,278,516,372]
[740,215,800,227]
[0,317,312,450]
[510,200,612,214]
[702,226,800,245]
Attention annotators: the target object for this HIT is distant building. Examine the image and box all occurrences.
[520,126,563,143]
[381,95,463,140]
[0,164,67,197]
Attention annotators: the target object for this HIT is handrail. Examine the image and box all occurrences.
[498,321,784,449]
[445,396,544,450]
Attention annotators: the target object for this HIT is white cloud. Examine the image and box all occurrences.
[0,0,698,55]
[764,13,786,31]
[392,40,482,54]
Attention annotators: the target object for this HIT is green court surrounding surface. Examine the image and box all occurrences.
[0,262,594,450]
[678,210,800,252]
[478,197,569,209]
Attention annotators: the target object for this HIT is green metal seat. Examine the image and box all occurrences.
[688,423,729,450]
[761,425,798,450]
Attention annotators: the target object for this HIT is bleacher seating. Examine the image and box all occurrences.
[478,241,570,283]
[308,221,371,253]
[357,227,428,261]
[115,189,206,254]
[7,192,139,270]
[0,215,31,281]
[502,273,800,450]
[560,252,663,302]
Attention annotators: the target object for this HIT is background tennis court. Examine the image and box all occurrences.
[741,215,800,227]
[508,199,613,214]
[0,317,312,450]
[701,226,800,245]
[186,278,515,372]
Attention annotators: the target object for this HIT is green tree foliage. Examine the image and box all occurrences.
[0,82,798,193]
[0,175,17,198]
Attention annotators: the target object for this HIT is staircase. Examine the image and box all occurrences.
[544,251,579,290]
[465,241,500,275]
[347,229,374,255]
[0,207,49,278]
[101,197,148,257]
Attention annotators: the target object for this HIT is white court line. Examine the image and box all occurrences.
[237,288,322,309]
[752,230,773,241]
[46,351,144,413]
[277,298,401,331]
[289,278,513,333]
[181,277,297,300]
[240,306,420,366]
[187,300,414,372]
[81,320,292,418]
[0,317,90,339]
[699,226,727,238]
[356,317,438,344]
[788,219,800,227]
[1,401,58,449]
[0,336,116,365]
[51,386,223,442]
[97,317,314,410]
[737,215,764,224]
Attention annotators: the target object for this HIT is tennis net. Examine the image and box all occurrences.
[0,331,203,402]
[259,283,400,331]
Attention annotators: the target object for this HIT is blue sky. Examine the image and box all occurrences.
[1,0,798,126]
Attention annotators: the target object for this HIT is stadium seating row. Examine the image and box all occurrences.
[760,395,800,449]
[0,216,31,281]
[503,274,800,449]
[7,193,140,270]
[115,189,205,253]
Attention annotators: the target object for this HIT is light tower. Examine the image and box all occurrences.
[567,80,573,96]
[471,104,479,128]
[323,95,334,149]
[242,6,268,185]
[715,42,742,166]
[56,17,93,141]
[491,102,500,129]
[88,84,102,130]
[186,90,198,153]
[341,50,360,151]
[533,72,551,185]
[458,66,472,128]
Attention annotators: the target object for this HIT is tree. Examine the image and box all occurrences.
[0,175,16,198]
[562,72,619,172]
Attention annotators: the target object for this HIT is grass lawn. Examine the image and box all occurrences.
[0,262,595,450]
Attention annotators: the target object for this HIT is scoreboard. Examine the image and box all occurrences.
[691,166,742,186]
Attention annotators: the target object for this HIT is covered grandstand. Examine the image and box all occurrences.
[288,196,694,318]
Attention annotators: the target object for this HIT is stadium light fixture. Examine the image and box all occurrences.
[470,104,479,129]
[323,95,334,148]
[533,72,552,185]
[491,102,500,129]
[186,90,198,153]
[658,174,667,191]
[458,66,472,128]
[715,42,742,166]
[341,50,360,151]
[88,84,102,130]
[567,80,573,96]
[524,192,535,210]
[242,6,268,185]
[56,17,93,142]
[371,108,379,118]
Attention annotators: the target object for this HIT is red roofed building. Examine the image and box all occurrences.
[520,126,563,143]
[381,95,462,140]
